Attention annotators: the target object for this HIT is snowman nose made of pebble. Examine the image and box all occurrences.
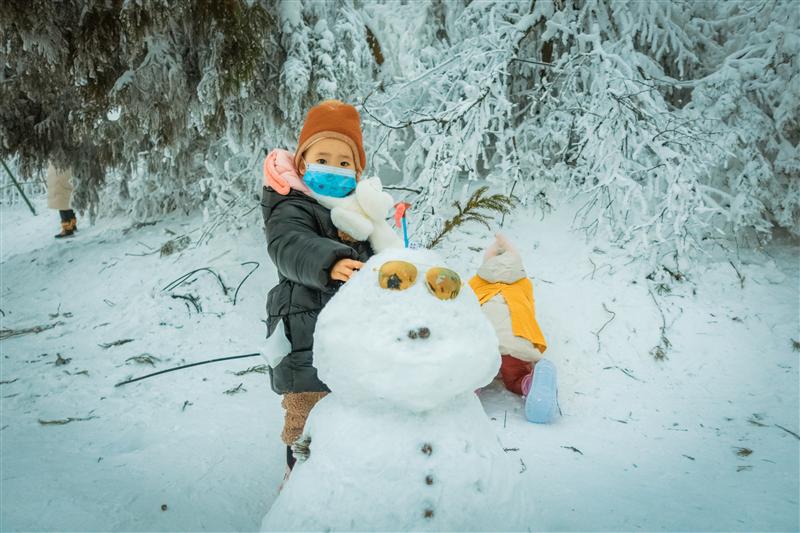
[407,327,431,340]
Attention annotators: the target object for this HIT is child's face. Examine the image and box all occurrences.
[301,138,359,180]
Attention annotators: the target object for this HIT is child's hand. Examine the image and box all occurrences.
[330,258,363,282]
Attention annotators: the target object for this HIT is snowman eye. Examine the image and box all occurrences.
[378,261,418,291]
[377,261,461,300]
[425,267,461,300]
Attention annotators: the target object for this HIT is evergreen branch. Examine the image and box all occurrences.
[427,186,516,249]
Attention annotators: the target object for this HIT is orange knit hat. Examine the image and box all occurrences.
[294,99,367,174]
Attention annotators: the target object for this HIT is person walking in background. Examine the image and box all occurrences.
[47,161,77,238]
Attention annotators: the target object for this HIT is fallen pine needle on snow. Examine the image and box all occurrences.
[231,364,269,376]
[593,303,616,353]
[774,424,800,440]
[53,354,71,366]
[38,415,98,426]
[562,446,584,455]
[0,321,64,340]
[224,383,246,395]
[114,352,262,387]
[162,267,228,295]
[126,354,160,366]
[728,260,746,288]
[233,261,260,305]
[602,365,644,382]
[98,338,134,349]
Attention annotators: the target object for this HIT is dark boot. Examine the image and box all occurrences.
[55,210,77,239]
[64,209,77,232]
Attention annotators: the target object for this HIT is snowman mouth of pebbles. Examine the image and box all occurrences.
[313,249,500,413]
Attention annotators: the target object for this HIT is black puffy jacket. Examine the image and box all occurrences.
[262,186,373,394]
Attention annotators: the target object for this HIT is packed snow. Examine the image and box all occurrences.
[263,393,524,531]
[264,248,524,531]
[314,248,500,412]
[1,196,798,531]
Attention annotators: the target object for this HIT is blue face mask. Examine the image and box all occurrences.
[303,163,357,198]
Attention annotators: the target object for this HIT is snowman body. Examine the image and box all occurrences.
[262,249,527,531]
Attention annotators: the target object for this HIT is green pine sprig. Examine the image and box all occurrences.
[427,186,516,249]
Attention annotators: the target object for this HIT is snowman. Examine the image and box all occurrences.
[261,248,527,531]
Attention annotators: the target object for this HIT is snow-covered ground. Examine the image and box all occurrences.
[1,196,798,531]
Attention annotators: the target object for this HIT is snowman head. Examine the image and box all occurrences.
[314,248,500,412]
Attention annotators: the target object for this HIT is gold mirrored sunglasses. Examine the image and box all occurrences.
[376,260,462,301]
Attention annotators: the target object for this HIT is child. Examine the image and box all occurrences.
[469,234,558,423]
[261,100,378,479]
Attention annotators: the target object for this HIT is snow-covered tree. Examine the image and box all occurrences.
[360,0,799,266]
[1,0,797,266]
[0,0,376,222]
[1,0,277,217]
